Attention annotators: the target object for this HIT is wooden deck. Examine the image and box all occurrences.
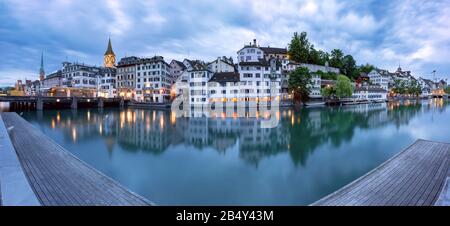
[312,139,450,206]
[1,112,152,206]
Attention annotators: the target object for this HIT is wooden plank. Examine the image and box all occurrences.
[1,112,152,206]
[357,141,433,205]
[391,143,442,205]
[402,143,447,206]
[312,139,450,206]
[317,141,425,206]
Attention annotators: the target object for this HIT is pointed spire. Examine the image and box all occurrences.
[104,37,115,56]
[39,52,45,81]
[40,52,44,68]
[39,52,45,75]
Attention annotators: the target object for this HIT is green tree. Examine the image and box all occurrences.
[316,70,338,80]
[288,32,310,63]
[288,67,312,103]
[308,45,321,65]
[358,63,375,74]
[445,86,450,94]
[343,55,357,79]
[335,75,353,98]
[330,49,344,70]
[408,80,422,97]
[318,50,330,66]
[321,86,336,100]
[392,79,407,95]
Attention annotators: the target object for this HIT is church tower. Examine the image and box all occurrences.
[104,37,116,68]
[39,52,45,81]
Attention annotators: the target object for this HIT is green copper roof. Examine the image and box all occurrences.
[39,52,45,75]
[104,38,115,56]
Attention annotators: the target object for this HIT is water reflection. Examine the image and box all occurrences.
[21,99,450,205]
[24,100,446,166]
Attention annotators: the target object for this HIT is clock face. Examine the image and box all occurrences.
[104,55,115,67]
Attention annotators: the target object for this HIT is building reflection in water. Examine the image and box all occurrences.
[30,99,448,167]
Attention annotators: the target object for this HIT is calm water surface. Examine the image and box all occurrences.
[18,99,450,205]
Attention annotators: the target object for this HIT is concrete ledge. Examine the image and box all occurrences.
[435,177,450,206]
[0,114,40,206]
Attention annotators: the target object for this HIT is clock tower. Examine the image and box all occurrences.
[104,37,116,68]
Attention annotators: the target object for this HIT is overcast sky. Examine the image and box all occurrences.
[0,0,449,86]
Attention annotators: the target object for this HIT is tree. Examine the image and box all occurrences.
[445,86,450,94]
[343,55,357,80]
[316,70,338,80]
[318,50,330,66]
[408,80,422,97]
[392,79,406,95]
[329,49,344,70]
[288,32,310,63]
[335,75,353,98]
[288,67,312,103]
[321,86,336,100]
[358,63,375,74]
[308,45,321,65]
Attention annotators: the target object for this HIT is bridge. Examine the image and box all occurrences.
[0,96,126,111]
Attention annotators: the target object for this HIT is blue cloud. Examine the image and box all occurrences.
[0,0,449,86]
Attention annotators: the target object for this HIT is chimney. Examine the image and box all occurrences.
[253,39,257,46]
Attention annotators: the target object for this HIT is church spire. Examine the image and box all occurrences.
[39,52,45,81]
[104,37,115,56]
[104,37,116,68]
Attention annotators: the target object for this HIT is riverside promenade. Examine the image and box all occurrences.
[313,139,450,206]
[0,112,152,206]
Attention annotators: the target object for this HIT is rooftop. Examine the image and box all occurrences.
[209,72,240,83]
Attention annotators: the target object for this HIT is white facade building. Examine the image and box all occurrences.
[418,77,434,97]
[352,86,388,102]
[174,40,283,107]
[367,69,390,91]
[41,70,62,92]
[61,62,100,89]
[237,40,264,63]
[97,67,117,98]
[236,58,282,102]
[169,60,187,83]
[208,56,235,73]
[117,57,139,100]
[187,60,213,106]
[135,56,171,103]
